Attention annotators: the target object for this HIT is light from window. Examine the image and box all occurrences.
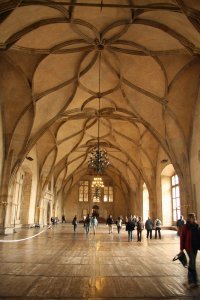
[79,181,89,202]
[171,174,180,221]
[103,186,113,202]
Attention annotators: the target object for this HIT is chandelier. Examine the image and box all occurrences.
[88,51,110,196]
[88,147,109,173]
[91,176,104,188]
[91,178,104,202]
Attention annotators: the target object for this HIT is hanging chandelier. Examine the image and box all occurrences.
[88,147,109,173]
[88,51,110,197]
[91,176,104,188]
[88,51,110,176]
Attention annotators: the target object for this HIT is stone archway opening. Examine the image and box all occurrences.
[161,164,175,226]
[92,205,99,219]
[143,183,149,222]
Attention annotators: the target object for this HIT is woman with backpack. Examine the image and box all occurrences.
[154,218,162,239]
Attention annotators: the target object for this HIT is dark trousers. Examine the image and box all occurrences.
[128,230,133,240]
[146,229,152,239]
[137,230,142,241]
[117,226,121,234]
[155,227,161,239]
[186,250,198,284]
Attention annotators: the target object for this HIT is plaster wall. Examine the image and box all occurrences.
[63,183,128,222]
[21,147,38,225]
[190,89,200,221]
[0,106,3,190]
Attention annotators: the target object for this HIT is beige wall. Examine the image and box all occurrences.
[0,106,3,191]
[63,180,128,222]
[190,90,200,221]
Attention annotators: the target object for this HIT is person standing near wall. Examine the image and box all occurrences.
[180,213,199,289]
[126,217,135,241]
[137,216,144,242]
[145,217,153,239]
[154,218,162,239]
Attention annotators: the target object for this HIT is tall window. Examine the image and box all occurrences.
[79,181,89,202]
[103,186,113,202]
[143,183,149,222]
[171,174,180,221]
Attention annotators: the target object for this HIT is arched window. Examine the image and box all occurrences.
[143,183,149,222]
[79,181,89,202]
[171,174,180,221]
[103,186,113,202]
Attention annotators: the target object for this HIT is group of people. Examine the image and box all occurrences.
[106,214,162,242]
[71,213,162,242]
[72,214,98,235]
[65,212,200,291]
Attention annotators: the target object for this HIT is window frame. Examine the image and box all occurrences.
[78,181,89,202]
[171,174,180,222]
[103,185,113,203]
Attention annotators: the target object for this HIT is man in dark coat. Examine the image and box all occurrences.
[180,213,199,289]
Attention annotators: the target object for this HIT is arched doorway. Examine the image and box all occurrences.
[92,205,99,219]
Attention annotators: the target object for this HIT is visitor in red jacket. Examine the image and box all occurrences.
[180,213,199,289]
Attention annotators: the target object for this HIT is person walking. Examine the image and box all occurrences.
[91,216,98,235]
[137,216,144,242]
[62,214,66,223]
[154,218,162,239]
[116,216,123,234]
[126,217,135,241]
[85,214,91,235]
[180,213,199,289]
[145,217,153,239]
[72,215,78,232]
[177,215,185,236]
[106,215,114,234]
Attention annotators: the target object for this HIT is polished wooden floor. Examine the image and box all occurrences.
[0,224,200,299]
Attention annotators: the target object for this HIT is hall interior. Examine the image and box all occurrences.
[0,0,200,298]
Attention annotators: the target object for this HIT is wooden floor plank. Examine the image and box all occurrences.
[0,224,200,299]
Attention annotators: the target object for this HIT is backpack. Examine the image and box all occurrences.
[156,220,161,227]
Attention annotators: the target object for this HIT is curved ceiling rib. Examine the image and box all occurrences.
[0,0,199,196]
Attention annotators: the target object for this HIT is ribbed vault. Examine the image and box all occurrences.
[0,0,200,203]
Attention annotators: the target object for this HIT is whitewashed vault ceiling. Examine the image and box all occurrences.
[0,0,200,196]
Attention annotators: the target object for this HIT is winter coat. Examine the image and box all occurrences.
[137,220,144,231]
[145,219,153,230]
[106,217,114,225]
[126,220,135,231]
[180,222,200,252]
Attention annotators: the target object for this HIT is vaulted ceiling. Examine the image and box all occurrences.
[0,0,200,195]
